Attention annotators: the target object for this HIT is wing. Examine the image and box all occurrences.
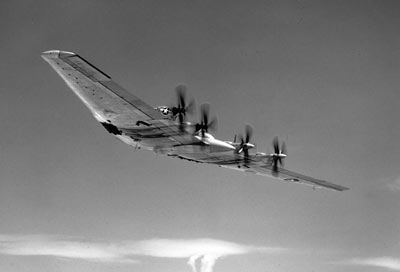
[41,50,193,147]
[41,50,164,125]
[261,165,349,191]
[219,155,349,191]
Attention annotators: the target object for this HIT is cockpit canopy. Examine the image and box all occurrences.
[154,106,172,116]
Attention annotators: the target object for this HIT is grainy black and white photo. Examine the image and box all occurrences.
[1,1,400,272]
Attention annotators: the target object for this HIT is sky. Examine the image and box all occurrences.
[0,0,400,271]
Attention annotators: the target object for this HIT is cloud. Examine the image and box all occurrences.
[0,234,133,264]
[0,235,285,272]
[347,257,400,271]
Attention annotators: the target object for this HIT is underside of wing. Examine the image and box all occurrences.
[218,154,348,191]
[41,50,164,126]
[264,166,349,191]
[41,50,194,148]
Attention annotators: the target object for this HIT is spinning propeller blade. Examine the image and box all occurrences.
[172,84,195,130]
[272,137,287,173]
[196,103,217,136]
[236,124,254,163]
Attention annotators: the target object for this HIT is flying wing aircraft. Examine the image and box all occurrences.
[41,50,348,191]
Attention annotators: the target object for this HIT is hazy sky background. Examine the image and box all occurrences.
[1,1,400,271]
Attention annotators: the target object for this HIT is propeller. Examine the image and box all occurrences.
[271,137,287,173]
[232,124,255,165]
[195,103,217,137]
[237,124,254,157]
[171,85,195,130]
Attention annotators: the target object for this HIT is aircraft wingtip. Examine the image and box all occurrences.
[41,50,75,59]
[335,185,350,191]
